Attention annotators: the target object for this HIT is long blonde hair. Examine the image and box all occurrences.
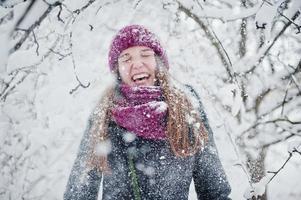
[88,66,208,173]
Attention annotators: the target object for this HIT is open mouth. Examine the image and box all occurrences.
[131,73,150,83]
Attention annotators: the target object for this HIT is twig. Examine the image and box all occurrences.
[262,134,296,149]
[13,0,36,31]
[211,28,233,70]
[281,79,292,115]
[0,10,13,25]
[94,0,122,17]
[281,59,301,80]
[294,149,301,156]
[68,33,90,94]
[239,17,247,58]
[31,29,40,56]
[9,1,62,54]
[247,148,301,199]
[279,58,301,81]
[278,3,301,34]
[245,10,300,74]
[202,83,253,187]
[222,118,253,186]
[0,38,60,102]
[73,0,97,15]
[256,90,301,122]
[241,117,301,136]
[176,1,236,81]
[266,151,293,184]
[49,48,71,60]
[57,3,65,23]
[286,69,301,94]
[252,88,271,114]
[134,0,143,9]
[262,0,273,6]
[0,72,29,102]
[0,0,28,8]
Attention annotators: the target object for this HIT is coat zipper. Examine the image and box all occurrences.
[128,154,141,200]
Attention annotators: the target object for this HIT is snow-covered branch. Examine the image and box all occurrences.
[10,1,62,54]
[244,143,301,199]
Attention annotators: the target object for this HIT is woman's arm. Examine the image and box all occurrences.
[186,85,231,200]
[64,114,102,200]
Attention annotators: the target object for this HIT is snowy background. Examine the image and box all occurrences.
[0,0,301,199]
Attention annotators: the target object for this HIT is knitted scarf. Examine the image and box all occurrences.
[111,84,167,140]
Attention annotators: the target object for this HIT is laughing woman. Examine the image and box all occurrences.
[64,25,231,200]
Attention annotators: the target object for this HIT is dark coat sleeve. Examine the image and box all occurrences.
[186,85,231,200]
[63,113,102,200]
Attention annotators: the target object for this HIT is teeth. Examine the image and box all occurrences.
[132,73,149,81]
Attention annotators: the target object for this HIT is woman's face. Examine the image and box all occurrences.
[117,46,157,87]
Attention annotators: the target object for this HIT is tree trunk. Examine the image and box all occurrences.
[247,148,268,200]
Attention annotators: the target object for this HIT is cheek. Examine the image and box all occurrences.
[149,60,157,74]
[118,65,132,84]
[145,57,156,70]
[118,65,130,77]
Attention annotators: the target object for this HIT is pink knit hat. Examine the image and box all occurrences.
[108,25,169,72]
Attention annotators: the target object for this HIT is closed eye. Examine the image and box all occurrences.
[141,52,154,57]
[119,56,131,63]
[123,58,131,63]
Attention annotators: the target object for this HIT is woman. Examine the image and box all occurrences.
[64,25,231,200]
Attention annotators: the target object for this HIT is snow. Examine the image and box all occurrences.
[0,10,14,73]
[0,0,25,8]
[287,140,301,153]
[191,2,261,22]
[255,1,282,43]
[244,174,272,199]
[16,0,49,30]
[95,140,112,156]
[148,101,168,113]
[123,131,136,143]
[0,29,9,73]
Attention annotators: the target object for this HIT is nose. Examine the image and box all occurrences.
[132,57,144,69]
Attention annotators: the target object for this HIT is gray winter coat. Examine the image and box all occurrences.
[64,86,231,200]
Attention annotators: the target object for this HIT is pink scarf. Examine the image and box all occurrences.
[111,84,167,140]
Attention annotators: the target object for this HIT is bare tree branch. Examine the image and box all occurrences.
[241,117,301,136]
[266,150,298,184]
[134,0,143,9]
[72,0,97,15]
[9,1,62,54]
[253,88,271,114]
[13,0,36,31]
[57,3,65,23]
[262,134,296,149]
[49,48,71,60]
[68,33,90,94]
[280,60,301,84]
[277,2,301,34]
[239,0,248,58]
[1,38,60,102]
[0,10,13,25]
[245,10,301,74]
[177,2,235,81]
[0,0,29,8]
[254,90,301,123]
[31,29,40,56]
[281,79,292,115]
